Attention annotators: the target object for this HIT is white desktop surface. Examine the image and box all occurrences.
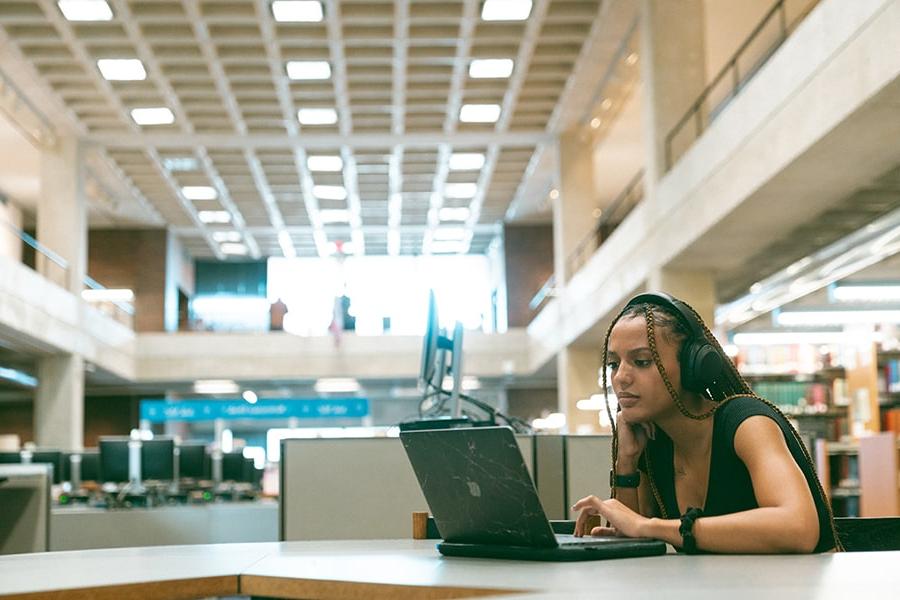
[0,540,898,599]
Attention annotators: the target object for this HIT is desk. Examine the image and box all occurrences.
[0,540,898,599]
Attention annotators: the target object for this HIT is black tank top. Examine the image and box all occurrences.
[643,395,835,553]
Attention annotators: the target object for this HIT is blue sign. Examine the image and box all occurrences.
[139,398,369,423]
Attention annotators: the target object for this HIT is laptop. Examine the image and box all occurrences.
[400,426,667,561]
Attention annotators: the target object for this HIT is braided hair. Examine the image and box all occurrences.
[602,297,842,551]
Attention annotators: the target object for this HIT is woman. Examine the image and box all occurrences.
[572,292,839,553]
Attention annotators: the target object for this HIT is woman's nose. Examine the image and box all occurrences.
[613,363,632,387]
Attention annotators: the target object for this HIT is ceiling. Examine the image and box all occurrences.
[0,0,644,260]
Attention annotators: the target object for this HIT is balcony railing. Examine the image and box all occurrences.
[664,0,821,170]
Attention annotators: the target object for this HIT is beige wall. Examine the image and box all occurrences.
[504,225,554,328]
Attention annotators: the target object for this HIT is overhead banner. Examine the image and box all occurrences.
[139,398,370,423]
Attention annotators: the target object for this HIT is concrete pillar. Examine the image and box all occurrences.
[648,268,716,329]
[37,137,87,293]
[552,128,598,285]
[35,353,84,451]
[557,345,602,434]
[0,199,23,262]
[639,0,706,190]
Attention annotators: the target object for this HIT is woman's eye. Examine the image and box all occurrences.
[606,362,619,371]
[634,359,652,367]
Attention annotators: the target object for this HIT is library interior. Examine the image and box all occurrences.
[1,0,900,597]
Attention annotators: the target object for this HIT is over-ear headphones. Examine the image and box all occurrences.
[623,292,725,393]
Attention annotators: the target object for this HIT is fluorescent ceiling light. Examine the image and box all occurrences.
[441,375,481,391]
[732,331,882,346]
[448,153,485,171]
[481,0,532,21]
[439,207,470,221]
[468,58,514,78]
[286,60,331,80]
[81,288,134,302]
[272,0,323,22]
[459,104,501,123]
[131,107,174,126]
[278,230,296,258]
[832,284,900,302]
[298,108,337,125]
[0,366,38,389]
[242,390,258,404]
[433,227,466,241]
[319,209,351,223]
[314,378,360,393]
[532,412,566,430]
[445,183,477,198]
[313,185,347,200]
[162,157,197,172]
[212,231,242,243]
[97,58,146,81]
[193,379,239,394]
[431,241,467,254]
[182,185,217,200]
[58,0,112,21]
[576,394,616,411]
[775,309,900,327]
[307,155,343,172]
[220,243,249,255]
[198,210,231,224]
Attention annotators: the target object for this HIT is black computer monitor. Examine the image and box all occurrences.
[141,438,175,481]
[416,290,465,417]
[79,450,100,482]
[0,451,21,464]
[30,451,63,485]
[98,437,130,482]
[221,452,245,482]
[178,443,208,479]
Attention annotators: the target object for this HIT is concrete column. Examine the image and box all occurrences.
[35,353,84,451]
[37,137,87,293]
[639,0,706,190]
[557,345,602,434]
[648,268,716,328]
[552,128,598,284]
[0,199,23,262]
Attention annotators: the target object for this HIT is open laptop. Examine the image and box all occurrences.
[400,426,667,561]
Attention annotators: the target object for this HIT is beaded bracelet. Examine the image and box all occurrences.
[679,507,703,554]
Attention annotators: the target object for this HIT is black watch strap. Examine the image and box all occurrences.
[609,469,641,488]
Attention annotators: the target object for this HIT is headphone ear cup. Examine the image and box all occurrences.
[681,342,724,393]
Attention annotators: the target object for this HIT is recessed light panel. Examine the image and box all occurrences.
[272,0,323,22]
[182,186,217,201]
[58,0,112,21]
[448,153,485,170]
[287,60,331,80]
[212,231,242,243]
[131,107,174,126]
[445,183,477,198]
[459,104,501,123]
[307,155,343,172]
[297,108,338,125]
[481,0,532,21]
[221,243,249,255]
[162,157,198,172]
[313,185,347,200]
[469,58,514,78]
[97,58,146,81]
[198,210,231,224]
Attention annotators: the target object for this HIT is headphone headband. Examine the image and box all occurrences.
[623,292,705,341]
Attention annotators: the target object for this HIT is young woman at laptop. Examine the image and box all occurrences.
[571,292,839,553]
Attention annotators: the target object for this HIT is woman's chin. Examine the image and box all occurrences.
[618,406,649,423]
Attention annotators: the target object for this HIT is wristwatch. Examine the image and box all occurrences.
[609,469,641,488]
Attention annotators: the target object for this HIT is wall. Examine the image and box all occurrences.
[506,387,557,423]
[504,225,554,328]
[88,229,168,332]
[0,199,23,263]
[0,401,33,444]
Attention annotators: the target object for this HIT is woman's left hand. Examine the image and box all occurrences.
[571,496,650,538]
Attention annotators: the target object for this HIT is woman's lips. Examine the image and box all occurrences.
[617,394,638,408]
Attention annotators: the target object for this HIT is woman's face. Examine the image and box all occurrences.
[606,315,683,423]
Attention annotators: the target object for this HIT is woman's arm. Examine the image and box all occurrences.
[580,416,821,553]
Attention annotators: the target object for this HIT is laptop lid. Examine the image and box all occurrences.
[400,426,558,548]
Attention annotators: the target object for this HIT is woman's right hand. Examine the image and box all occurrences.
[616,418,653,470]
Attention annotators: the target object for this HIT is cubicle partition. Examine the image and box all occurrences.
[0,464,52,554]
[280,435,534,541]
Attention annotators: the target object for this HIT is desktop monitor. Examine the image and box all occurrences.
[221,452,245,482]
[79,450,100,482]
[178,443,208,479]
[141,438,175,481]
[417,291,465,417]
[29,451,63,485]
[0,452,21,464]
[98,437,130,483]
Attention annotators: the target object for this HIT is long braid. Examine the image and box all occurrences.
[605,297,843,551]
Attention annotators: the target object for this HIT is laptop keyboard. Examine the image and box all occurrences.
[555,534,619,546]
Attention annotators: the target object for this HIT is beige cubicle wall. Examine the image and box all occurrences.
[280,435,534,541]
[565,435,612,519]
[0,464,51,554]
